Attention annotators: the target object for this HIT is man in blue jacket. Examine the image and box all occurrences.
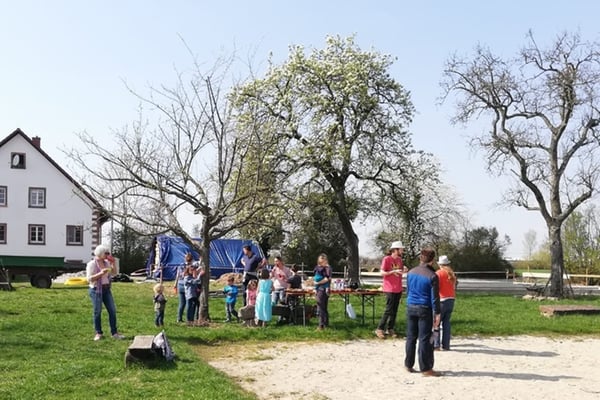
[404,248,441,377]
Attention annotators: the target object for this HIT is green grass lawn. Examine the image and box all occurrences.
[1,282,598,399]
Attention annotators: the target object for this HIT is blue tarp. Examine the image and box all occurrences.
[145,235,265,280]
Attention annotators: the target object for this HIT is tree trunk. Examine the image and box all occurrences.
[199,228,212,321]
[340,219,360,285]
[330,181,361,285]
[548,224,565,298]
[347,235,360,285]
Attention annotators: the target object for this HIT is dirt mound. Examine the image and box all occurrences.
[215,273,243,285]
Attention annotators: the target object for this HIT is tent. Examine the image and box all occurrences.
[145,235,265,280]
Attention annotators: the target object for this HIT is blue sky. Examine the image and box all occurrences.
[2,1,599,258]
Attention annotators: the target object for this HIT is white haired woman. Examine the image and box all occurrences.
[86,244,125,341]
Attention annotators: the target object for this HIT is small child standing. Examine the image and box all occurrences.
[239,279,257,326]
[246,279,258,306]
[183,266,201,326]
[223,276,239,322]
[255,268,273,327]
[153,283,167,327]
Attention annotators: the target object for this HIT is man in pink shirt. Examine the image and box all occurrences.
[375,241,405,339]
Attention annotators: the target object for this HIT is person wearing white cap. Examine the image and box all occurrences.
[434,255,457,351]
[374,241,405,339]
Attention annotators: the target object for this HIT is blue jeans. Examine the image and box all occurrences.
[271,288,286,305]
[434,299,455,350]
[405,304,434,372]
[155,310,165,326]
[225,302,238,321]
[89,286,118,335]
[177,284,186,322]
[186,298,198,322]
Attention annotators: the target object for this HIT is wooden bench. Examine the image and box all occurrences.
[539,305,600,317]
[272,305,291,319]
[239,305,256,327]
[124,335,160,367]
[525,285,546,296]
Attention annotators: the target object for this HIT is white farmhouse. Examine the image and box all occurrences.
[0,128,108,287]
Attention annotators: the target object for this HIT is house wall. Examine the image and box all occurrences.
[0,133,98,263]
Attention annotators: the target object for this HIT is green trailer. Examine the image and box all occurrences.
[0,255,85,288]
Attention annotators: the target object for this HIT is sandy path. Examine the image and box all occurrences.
[208,336,600,400]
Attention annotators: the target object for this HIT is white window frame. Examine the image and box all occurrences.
[0,223,6,244]
[66,225,83,246]
[28,224,45,245]
[28,187,46,208]
[0,186,6,206]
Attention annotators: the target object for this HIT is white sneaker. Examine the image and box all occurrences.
[93,333,103,341]
[112,333,125,340]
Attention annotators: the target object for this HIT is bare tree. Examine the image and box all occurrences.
[441,31,600,297]
[376,181,471,264]
[376,177,468,264]
[66,55,275,319]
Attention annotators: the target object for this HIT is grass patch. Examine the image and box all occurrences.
[0,282,598,399]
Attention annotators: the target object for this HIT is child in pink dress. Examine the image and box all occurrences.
[246,279,258,306]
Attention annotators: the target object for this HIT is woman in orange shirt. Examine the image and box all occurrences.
[434,255,457,350]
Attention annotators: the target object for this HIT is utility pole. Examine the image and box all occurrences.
[110,194,115,251]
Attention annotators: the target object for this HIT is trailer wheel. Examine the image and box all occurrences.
[31,274,52,289]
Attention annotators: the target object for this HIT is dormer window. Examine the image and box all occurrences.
[10,152,26,169]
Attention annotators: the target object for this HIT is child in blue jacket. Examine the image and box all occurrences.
[223,276,240,322]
